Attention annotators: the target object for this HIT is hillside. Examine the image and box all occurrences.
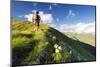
[12,19,96,66]
[63,32,95,47]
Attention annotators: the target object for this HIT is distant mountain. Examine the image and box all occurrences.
[63,32,95,47]
[12,19,96,66]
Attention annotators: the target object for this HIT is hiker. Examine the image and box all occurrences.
[32,11,41,32]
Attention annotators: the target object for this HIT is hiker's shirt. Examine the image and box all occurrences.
[34,14,40,23]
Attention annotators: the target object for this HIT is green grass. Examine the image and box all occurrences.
[22,30,49,64]
[64,32,95,47]
[12,19,50,65]
[12,19,96,66]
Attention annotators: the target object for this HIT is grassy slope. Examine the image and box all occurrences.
[63,32,95,47]
[12,19,50,65]
[12,19,96,66]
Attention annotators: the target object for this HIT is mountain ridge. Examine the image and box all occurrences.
[12,19,96,66]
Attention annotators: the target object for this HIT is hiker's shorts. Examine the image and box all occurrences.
[35,19,40,27]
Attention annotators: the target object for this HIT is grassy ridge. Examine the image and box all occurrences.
[12,19,96,66]
[12,19,50,65]
[47,28,95,61]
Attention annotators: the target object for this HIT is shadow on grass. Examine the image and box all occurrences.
[12,39,37,66]
[12,26,96,66]
[47,27,96,57]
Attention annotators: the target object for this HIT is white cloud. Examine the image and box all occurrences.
[32,10,37,13]
[57,22,95,34]
[49,5,52,10]
[49,23,56,28]
[33,3,37,6]
[40,13,53,24]
[24,14,33,22]
[23,10,54,24]
[18,15,23,18]
[67,10,76,18]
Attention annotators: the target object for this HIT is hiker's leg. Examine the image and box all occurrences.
[34,21,37,31]
[37,22,39,30]
[35,24,37,31]
[37,27,38,31]
[33,21,35,31]
[35,22,39,32]
[36,26,37,32]
[33,23,35,31]
[35,25,36,31]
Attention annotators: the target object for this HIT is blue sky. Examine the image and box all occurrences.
[12,1,96,33]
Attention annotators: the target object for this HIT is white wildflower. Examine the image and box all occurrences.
[55,48,59,53]
[54,44,58,49]
[52,36,56,40]
[58,46,62,50]
[69,50,72,54]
